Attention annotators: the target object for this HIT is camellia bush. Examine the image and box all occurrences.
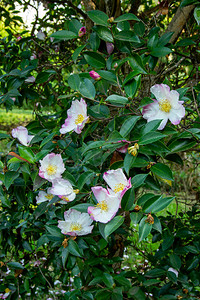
[0,0,200,299]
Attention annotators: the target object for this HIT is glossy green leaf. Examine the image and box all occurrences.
[87,10,108,26]
[143,196,174,213]
[72,44,87,62]
[79,78,96,99]
[4,171,19,189]
[68,74,80,91]
[169,254,181,270]
[139,131,167,145]
[68,239,83,257]
[131,174,148,189]
[104,216,124,239]
[130,211,143,224]
[139,216,152,242]
[114,31,140,43]
[120,116,140,137]
[18,145,35,163]
[7,262,24,269]
[121,187,135,211]
[150,47,172,57]
[78,171,95,190]
[105,94,129,105]
[114,13,139,22]
[50,30,77,40]
[95,25,114,43]
[150,163,173,181]
[83,51,106,69]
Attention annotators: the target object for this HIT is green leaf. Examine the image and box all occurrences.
[62,247,69,268]
[79,78,96,100]
[50,30,77,40]
[180,0,198,8]
[142,119,162,135]
[78,171,95,190]
[143,196,174,213]
[18,145,35,163]
[124,153,136,176]
[45,225,63,237]
[114,13,139,22]
[83,51,106,69]
[151,163,173,181]
[72,44,87,62]
[104,216,124,239]
[169,254,181,270]
[168,138,196,153]
[95,25,114,43]
[145,268,166,278]
[130,211,143,225]
[0,133,10,139]
[97,70,117,83]
[131,174,148,189]
[7,262,24,269]
[124,79,137,98]
[87,10,108,26]
[68,18,82,34]
[137,193,157,206]
[139,97,154,108]
[105,94,129,105]
[139,131,167,145]
[150,47,172,57]
[114,31,140,43]
[120,116,140,137]
[128,54,147,74]
[139,216,152,242]
[128,287,146,300]
[89,32,100,51]
[68,239,83,257]
[68,74,80,91]
[82,141,104,154]
[36,71,55,84]
[143,279,161,286]
[152,216,162,233]
[162,235,174,251]
[103,273,115,288]
[70,203,91,212]
[4,171,19,189]
[121,187,135,211]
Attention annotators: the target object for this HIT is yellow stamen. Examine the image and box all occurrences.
[61,196,69,202]
[128,143,139,157]
[159,99,171,113]
[75,114,84,125]
[5,288,11,293]
[73,189,79,194]
[70,223,82,231]
[97,200,108,211]
[114,183,125,193]
[45,194,54,200]
[46,165,57,176]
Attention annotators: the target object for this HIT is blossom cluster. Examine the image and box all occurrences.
[11,84,185,238]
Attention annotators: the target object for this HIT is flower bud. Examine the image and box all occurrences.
[78,27,86,37]
[89,70,101,81]
[106,42,114,54]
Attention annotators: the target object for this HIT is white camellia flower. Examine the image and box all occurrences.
[12,126,34,146]
[37,30,45,40]
[87,186,121,223]
[36,188,54,204]
[58,209,93,236]
[49,178,76,203]
[103,168,132,197]
[39,153,65,182]
[142,84,185,130]
[60,98,89,134]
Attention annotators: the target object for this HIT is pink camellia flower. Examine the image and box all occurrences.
[60,98,89,134]
[49,178,76,203]
[142,84,185,130]
[78,26,86,37]
[30,53,37,60]
[103,168,131,197]
[106,42,114,54]
[89,71,101,81]
[88,186,121,223]
[39,153,65,182]
[36,188,54,204]
[58,209,93,236]
[12,126,34,146]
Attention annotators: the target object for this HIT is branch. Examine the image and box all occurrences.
[165,4,195,44]
[47,0,87,18]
